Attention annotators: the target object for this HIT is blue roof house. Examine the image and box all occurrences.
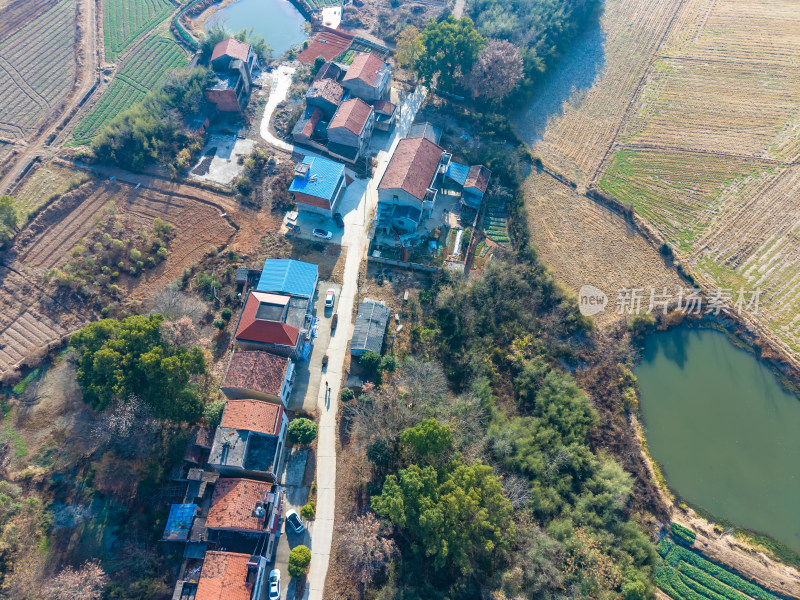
[288,156,347,217]
[256,259,319,299]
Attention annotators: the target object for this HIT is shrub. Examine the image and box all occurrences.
[221,308,233,321]
[130,248,142,261]
[203,400,226,427]
[288,418,317,445]
[213,318,226,330]
[301,502,316,520]
[157,246,168,258]
[670,522,696,546]
[359,350,382,373]
[340,388,355,402]
[288,545,311,577]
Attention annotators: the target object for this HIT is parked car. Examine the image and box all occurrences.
[332,313,338,330]
[268,569,281,600]
[313,228,332,239]
[333,212,344,228]
[286,509,304,533]
[325,289,335,308]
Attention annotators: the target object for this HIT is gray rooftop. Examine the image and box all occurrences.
[209,427,279,473]
[351,300,391,355]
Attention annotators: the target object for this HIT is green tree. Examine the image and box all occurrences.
[416,16,486,91]
[234,28,272,62]
[70,314,206,421]
[213,318,226,330]
[0,195,18,246]
[399,418,453,460]
[200,25,229,61]
[372,460,514,576]
[288,418,317,445]
[203,400,226,427]
[359,350,382,374]
[395,26,424,70]
[288,545,311,577]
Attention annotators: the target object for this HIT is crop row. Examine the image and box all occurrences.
[104,0,174,59]
[73,35,187,144]
[656,538,780,600]
[670,523,697,546]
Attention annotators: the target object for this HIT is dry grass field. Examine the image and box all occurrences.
[0,0,77,143]
[11,162,88,220]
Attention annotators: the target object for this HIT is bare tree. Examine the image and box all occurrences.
[501,473,531,510]
[43,560,107,600]
[150,283,206,321]
[91,395,158,458]
[337,513,396,587]
[465,39,524,101]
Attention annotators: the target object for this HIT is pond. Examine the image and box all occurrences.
[205,0,307,57]
[635,326,800,553]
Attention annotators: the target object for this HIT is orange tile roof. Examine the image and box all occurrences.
[329,98,372,135]
[465,165,491,193]
[207,478,271,532]
[343,52,386,87]
[221,399,282,435]
[222,350,290,397]
[235,292,299,348]
[195,551,253,600]
[378,136,444,201]
[297,28,353,63]
[211,38,251,63]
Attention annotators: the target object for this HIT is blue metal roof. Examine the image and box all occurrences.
[446,161,470,186]
[288,156,345,201]
[256,259,318,298]
[162,504,197,541]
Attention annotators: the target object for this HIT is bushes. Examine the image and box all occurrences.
[203,400,225,428]
[340,388,355,402]
[671,522,697,546]
[301,502,315,520]
[288,418,317,445]
[288,545,311,577]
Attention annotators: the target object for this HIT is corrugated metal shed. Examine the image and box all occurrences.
[351,300,391,356]
[446,161,470,186]
[256,259,319,298]
[288,156,345,201]
[162,504,197,542]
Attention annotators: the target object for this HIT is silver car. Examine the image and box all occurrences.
[268,569,280,600]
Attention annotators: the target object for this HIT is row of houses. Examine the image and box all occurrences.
[165,259,319,600]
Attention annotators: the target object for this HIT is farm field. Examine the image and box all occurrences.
[103,0,174,60]
[0,0,77,143]
[523,170,683,327]
[1,177,237,380]
[11,162,88,221]
[72,34,188,145]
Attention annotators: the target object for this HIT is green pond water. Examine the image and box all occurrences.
[205,0,307,56]
[635,326,800,553]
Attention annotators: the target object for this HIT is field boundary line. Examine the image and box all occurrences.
[0,57,50,109]
[618,143,786,165]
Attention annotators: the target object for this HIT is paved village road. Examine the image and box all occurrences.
[303,85,427,600]
[260,65,297,153]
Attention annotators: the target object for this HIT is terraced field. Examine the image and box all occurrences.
[72,34,188,144]
[0,0,76,142]
[11,162,88,221]
[103,0,174,60]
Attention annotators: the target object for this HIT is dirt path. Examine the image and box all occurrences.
[0,0,99,195]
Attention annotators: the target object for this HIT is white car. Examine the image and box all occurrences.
[268,569,280,600]
[285,509,304,534]
[325,289,335,308]
[312,228,333,239]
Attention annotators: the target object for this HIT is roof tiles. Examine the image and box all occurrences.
[207,478,271,531]
[465,165,491,193]
[289,155,345,201]
[343,52,386,87]
[329,98,372,135]
[235,292,299,348]
[221,399,282,435]
[378,136,444,201]
[222,350,290,396]
[195,551,253,600]
[211,38,251,63]
[256,259,318,298]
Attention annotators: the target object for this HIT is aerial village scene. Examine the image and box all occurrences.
[0,0,800,599]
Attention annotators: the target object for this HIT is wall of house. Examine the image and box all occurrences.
[307,96,337,119]
[343,72,389,102]
[234,338,298,360]
[205,88,242,112]
[293,191,333,216]
[219,384,283,405]
[327,126,359,148]
[378,188,423,211]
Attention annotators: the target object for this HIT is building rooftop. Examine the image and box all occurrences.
[351,300,391,354]
[211,38,252,64]
[306,77,344,106]
[223,350,290,396]
[207,478,271,532]
[209,427,279,473]
[378,136,445,201]
[162,504,197,542]
[445,161,470,186]
[314,61,343,82]
[289,155,345,201]
[329,97,372,135]
[194,426,215,449]
[297,29,353,64]
[408,122,442,144]
[195,551,255,600]
[465,165,491,193]
[373,99,396,116]
[343,52,387,87]
[235,292,299,348]
[207,73,240,92]
[221,399,283,436]
[256,259,318,298]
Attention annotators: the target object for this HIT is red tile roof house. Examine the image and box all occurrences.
[205,38,257,113]
[341,52,391,102]
[232,291,310,359]
[377,136,452,233]
[373,99,397,132]
[207,399,289,480]
[220,350,295,405]
[194,550,269,600]
[305,77,345,120]
[326,97,374,164]
[462,165,492,210]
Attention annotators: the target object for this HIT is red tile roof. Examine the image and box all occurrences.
[207,478,271,531]
[297,28,353,64]
[194,426,215,448]
[343,52,386,87]
[465,165,491,193]
[378,136,444,201]
[373,99,396,115]
[195,551,253,600]
[211,38,251,63]
[302,107,324,138]
[235,291,299,348]
[221,399,283,435]
[329,98,372,135]
[222,351,290,397]
[307,78,344,106]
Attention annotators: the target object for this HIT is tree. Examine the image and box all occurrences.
[339,388,355,402]
[466,39,523,100]
[359,350,382,374]
[399,418,453,460]
[234,28,272,62]
[213,318,226,330]
[288,545,311,577]
[200,25,228,61]
[416,16,486,91]
[43,561,107,600]
[221,307,233,321]
[70,314,206,421]
[395,26,424,70]
[372,460,514,576]
[0,195,18,246]
[203,400,226,427]
[301,502,315,519]
[337,513,396,586]
[287,418,317,445]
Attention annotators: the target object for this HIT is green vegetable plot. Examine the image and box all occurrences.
[104,0,174,60]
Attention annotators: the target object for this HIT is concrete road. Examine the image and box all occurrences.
[260,65,296,153]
